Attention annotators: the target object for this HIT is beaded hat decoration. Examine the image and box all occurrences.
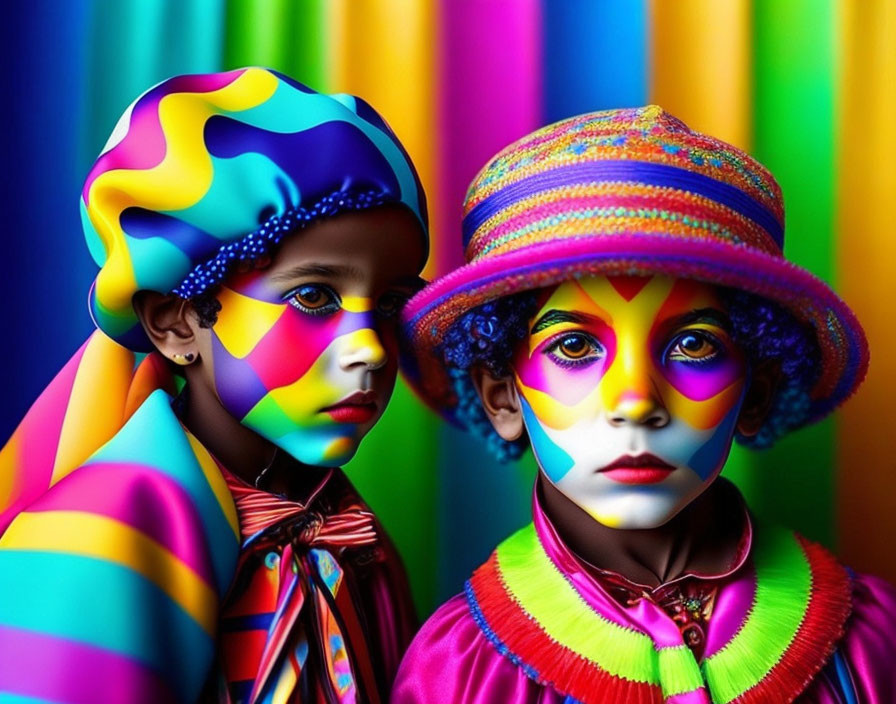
[82,67,428,351]
[403,106,867,429]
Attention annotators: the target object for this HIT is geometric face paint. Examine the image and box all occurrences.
[513,275,747,529]
[204,207,424,468]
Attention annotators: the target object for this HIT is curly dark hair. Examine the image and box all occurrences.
[438,285,821,461]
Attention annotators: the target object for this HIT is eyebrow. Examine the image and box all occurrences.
[669,307,732,330]
[269,266,424,293]
[530,309,591,334]
[269,263,364,283]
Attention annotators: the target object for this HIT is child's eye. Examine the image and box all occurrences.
[545,332,604,366]
[667,331,720,363]
[376,291,411,318]
[287,284,341,316]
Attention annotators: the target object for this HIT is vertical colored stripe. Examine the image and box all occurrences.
[0,1,94,446]
[543,0,647,122]
[836,0,896,583]
[222,0,328,91]
[327,0,440,615]
[648,0,757,513]
[649,0,752,151]
[434,0,543,603]
[751,0,837,547]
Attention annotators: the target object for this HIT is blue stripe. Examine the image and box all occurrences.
[0,550,213,698]
[832,649,859,704]
[543,0,647,121]
[461,161,784,250]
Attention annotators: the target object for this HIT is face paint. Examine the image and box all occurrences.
[513,275,747,529]
[200,206,427,468]
[209,273,393,466]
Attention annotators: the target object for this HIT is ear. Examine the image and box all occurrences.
[470,366,524,441]
[736,361,781,437]
[132,291,201,363]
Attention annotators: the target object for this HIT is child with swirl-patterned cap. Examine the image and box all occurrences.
[394,106,896,703]
[0,68,428,703]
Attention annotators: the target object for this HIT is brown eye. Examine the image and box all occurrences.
[545,332,603,366]
[288,284,340,315]
[559,335,592,358]
[669,332,718,362]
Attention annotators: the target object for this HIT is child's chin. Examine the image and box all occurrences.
[582,495,689,530]
[271,428,361,468]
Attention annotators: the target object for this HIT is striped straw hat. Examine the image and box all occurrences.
[403,106,867,425]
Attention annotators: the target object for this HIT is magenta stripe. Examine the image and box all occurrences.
[82,69,247,203]
[0,338,89,533]
[26,461,217,587]
[0,624,175,704]
[666,689,712,704]
[703,562,757,658]
[436,0,542,275]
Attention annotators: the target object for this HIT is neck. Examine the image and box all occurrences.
[179,366,330,500]
[538,474,743,587]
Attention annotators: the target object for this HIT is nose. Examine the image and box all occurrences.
[607,392,670,428]
[339,327,388,371]
[603,334,670,428]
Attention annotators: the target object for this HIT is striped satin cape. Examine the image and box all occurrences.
[0,332,241,702]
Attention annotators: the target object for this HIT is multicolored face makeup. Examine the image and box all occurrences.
[203,207,424,467]
[513,275,747,529]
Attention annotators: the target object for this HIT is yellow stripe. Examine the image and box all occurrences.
[836,0,896,584]
[2,510,218,634]
[649,0,752,151]
[186,433,240,540]
[51,333,135,486]
[328,0,437,278]
[0,429,21,511]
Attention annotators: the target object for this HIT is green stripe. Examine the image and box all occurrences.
[747,0,837,547]
[496,524,658,684]
[658,646,705,697]
[223,0,328,91]
[703,527,811,702]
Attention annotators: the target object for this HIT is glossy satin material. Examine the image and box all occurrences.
[0,333,415,703]
[218,467,417,704]
[393,488,896,704]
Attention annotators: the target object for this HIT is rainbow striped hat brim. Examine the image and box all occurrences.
[403,107,867,427]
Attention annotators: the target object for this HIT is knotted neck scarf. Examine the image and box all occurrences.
[218,461,384,704]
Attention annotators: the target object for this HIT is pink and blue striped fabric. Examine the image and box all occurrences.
[0,333,240,703]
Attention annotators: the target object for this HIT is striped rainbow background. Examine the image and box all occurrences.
[1,0,893,615]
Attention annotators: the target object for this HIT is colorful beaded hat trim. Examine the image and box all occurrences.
[402,106,867,431]
[466,522,851,704]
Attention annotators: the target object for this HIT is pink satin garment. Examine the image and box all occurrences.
[392,498,896,703]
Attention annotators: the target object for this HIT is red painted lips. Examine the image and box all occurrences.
[598,453,676,484]
[322,390,378,424]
